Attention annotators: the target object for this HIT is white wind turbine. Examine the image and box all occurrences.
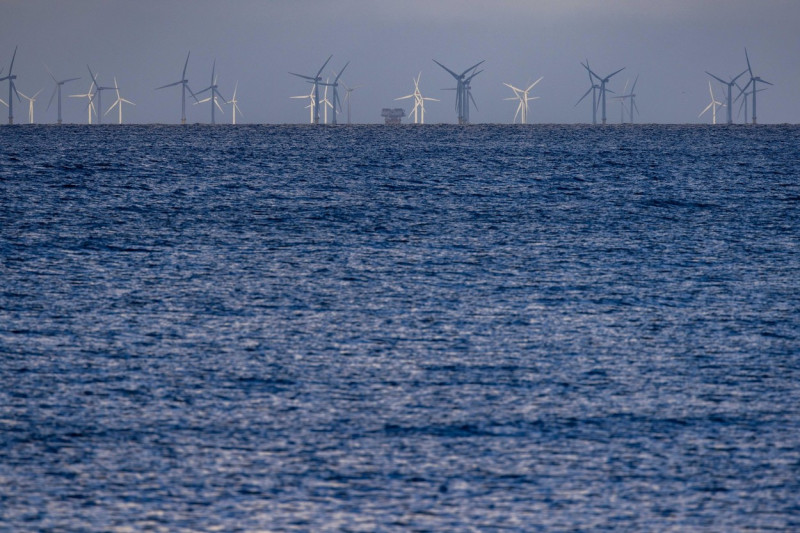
[503,76,543,124]
[396,72,439,124]
[45,67,79,125]
[699,81,724,124]
[341,81,362,125]
[226,81,242,124]
[105,77,135,124]
[194,60,226,124]
[156,52,198,124]
[69,79,97,124]
[319,80,333,124]
[18,89,42,124]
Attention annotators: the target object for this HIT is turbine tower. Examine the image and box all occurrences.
[699,81,724,124]
[583,61,624,125]
[290,55,332,125]
[69,80,97,124]
[194,60,227,124]
[45,67,79,125]
[503,77,543,124]
[396,72,439,124]
[705,68,747,125]
[86,66,116,125]
[738,48,773,125]
[226,81,242,125]
[1,47,21,124]
[18,89,42,124]
[105,77,135,124]
[156,52,198,124]
[433,59,484,124]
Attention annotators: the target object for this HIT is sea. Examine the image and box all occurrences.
[1,124,799,531]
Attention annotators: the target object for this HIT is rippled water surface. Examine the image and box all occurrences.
[2,124,800,531]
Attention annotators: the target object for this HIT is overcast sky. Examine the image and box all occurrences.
[2,0,798,124]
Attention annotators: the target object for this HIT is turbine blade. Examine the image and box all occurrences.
[155,80,182,90]
[335,61,349,82]
[182,51,190,79]
[527,77,543,91]
[607,67,625,80]
[432,59,459,80]
[575,86,593,106]
[744,48,753,77]
[9,46,18,74]
[316,55,333,78]
[705,71,727,85]
[289,72,315,81]
[46,87,57,111]
[461,60,485,76]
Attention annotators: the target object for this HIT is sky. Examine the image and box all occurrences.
[1,0,799,125]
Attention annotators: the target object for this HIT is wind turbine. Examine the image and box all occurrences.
[699,81,724,124]
[104,77,135,124]
[575,60,600,124]
[738,48,773,125]
[396,72,439,124]
[705,68,748,125]
[45,67,79,125]
[289,55,332,125]
[0,46,21,124]
[433,59,484,124]
[156,52,198,124]
[318,62,348,125]
[735,81,765,124]
[226,81,242,125]
[194,60,226,124]
[86,66,117,125]
[503,77,543,124]
[582,61,624,125]
[318,80,333,124]
[18,89,42,124]
[69,80,97,124]
[612,75,639,124]
[341,81,362,125]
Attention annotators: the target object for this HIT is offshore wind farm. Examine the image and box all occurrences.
[2,2,800,532]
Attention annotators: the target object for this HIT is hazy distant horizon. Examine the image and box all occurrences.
[2,0,798,125]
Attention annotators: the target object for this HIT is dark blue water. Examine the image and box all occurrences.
[2,124,799,531]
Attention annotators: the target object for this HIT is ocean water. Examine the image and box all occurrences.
[1,124,799,531]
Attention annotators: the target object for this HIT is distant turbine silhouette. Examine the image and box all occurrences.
[290,84,315,124]
[737,48,773,125]
[318,62,348,125]
[705,68,747,125]
[0,46,21,124]
[612,75,639,124]
[433,59,484,124]
[290,55,332,125]
[45,66,79,125]
[575,60,601,124]
[156,52,198,124]
[582,60,624,125]
[194,60,227,124]
[86,65,116,125]
[341,80,362,125]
